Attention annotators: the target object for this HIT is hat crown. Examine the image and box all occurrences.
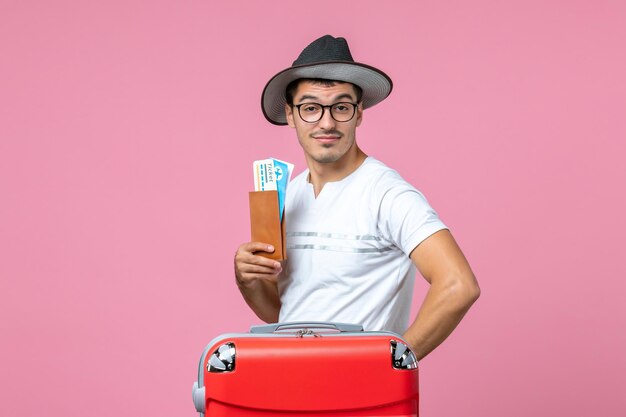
[292,35,354,66]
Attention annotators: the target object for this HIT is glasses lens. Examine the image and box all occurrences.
[331,103,356,122]
[299,103,323,122]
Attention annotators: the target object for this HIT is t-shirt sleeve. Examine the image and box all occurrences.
[374,172,448,256]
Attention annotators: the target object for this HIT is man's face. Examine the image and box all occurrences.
[285,80,363,167]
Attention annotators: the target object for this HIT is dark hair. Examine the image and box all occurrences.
[285,78,363,106]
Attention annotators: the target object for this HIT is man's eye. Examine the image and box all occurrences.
[302,105,320,113]
[334,104,350,112]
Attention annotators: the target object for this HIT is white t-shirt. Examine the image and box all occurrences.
[278,157,447,335]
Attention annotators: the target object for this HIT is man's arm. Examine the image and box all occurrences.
[234,242,283,323]
[403,229,480,360]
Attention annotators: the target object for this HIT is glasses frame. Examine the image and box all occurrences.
[292,102,359,123]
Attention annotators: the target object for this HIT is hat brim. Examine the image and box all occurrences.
[261,61,393,125]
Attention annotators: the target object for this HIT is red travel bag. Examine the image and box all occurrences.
[192,322,419,416]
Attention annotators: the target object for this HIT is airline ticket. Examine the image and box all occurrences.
[253,158,294,221]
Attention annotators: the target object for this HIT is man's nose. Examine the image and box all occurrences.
[317,107,336,130]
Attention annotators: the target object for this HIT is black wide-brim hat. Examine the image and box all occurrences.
[262,35,393,125]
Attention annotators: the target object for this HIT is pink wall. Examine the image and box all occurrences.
[1,1,625,416]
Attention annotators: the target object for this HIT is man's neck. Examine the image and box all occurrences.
[307,147,367,197]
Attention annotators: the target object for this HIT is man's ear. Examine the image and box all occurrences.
[285,104,295,127]
[355,103,364,127]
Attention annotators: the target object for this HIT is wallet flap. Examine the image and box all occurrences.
[249,191,286,260]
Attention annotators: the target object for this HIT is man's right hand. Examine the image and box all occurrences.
[234,242,283,323]
[234,242,283,289]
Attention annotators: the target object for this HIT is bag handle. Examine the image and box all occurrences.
[250,321,363,334]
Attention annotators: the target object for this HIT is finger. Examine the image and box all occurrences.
[239,262,282,275]
[238,242,276,255]
[235,251,282,270]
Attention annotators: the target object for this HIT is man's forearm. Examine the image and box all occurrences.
[403,277,480,360]
[237,278,281,323]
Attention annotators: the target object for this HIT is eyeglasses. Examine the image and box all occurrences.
[293,102,358,123]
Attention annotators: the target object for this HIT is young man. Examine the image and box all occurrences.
[235,35,480,360]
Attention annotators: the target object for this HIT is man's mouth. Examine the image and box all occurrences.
[312,133,342,143]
